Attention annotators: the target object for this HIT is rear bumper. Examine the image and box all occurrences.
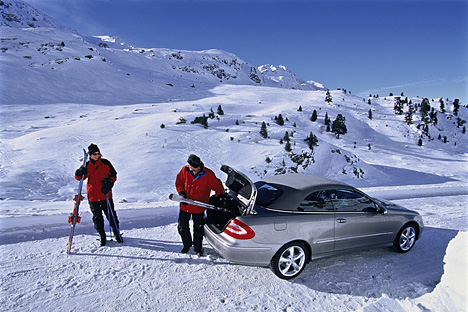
[204,224,274,266]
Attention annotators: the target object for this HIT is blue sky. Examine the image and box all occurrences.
[24,0,467,104]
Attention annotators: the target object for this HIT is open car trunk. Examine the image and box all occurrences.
[206,165,257,233]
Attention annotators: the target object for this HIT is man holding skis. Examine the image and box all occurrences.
[75,144,123,246]
[175,154,224,256]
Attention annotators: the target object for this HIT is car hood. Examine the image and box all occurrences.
[220,165,257,215]
[373,197,420,215]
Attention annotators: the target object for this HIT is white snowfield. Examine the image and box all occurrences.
[1,84,467,311]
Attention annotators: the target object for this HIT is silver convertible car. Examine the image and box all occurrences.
[204,165,424,279]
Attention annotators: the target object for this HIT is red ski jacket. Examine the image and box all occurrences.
[175,164,224,213]
[75,157,117,202]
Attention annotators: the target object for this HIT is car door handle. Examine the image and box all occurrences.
[337,218,347,223]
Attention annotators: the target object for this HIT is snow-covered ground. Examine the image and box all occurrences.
[0,194,466,311]
[1,84,467,311]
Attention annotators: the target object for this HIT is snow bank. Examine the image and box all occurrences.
[415,231,468,311]
[362,231,468,312]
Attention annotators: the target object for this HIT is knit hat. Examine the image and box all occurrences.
[88,144,100,155]
[187,154,201,168]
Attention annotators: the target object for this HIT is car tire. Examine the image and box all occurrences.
[393,224,417,253]
[270,242,308,280]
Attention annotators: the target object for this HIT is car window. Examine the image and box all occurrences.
[298,190,334,212]
[254,182,283,206]
[329,189,377,212]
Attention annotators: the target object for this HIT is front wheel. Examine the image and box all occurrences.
[393,224,417,253]
[270,242,308,280]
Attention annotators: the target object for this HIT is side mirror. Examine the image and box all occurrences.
[378,204,387,214]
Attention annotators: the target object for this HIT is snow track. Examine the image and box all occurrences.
[0,194,466,311]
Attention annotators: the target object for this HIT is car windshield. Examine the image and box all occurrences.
[254,181,283,206]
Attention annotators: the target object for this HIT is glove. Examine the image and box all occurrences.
[75,166,87,177]
[178,191,188,205]
[101,178,114,195]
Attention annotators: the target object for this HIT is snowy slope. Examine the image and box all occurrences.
[0,85,467,311]
[1,0,467,311]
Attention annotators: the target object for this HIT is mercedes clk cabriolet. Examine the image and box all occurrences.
[204,165,424,279]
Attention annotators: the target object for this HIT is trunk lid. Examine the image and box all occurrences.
[220,165,257,215]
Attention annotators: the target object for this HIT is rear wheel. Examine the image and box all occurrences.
[270,242,308,280]
[393,224,417,253]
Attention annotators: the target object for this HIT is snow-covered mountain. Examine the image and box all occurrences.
[1,0,466,202]
[0,0,324,105]
[0,0,71,29]
[258,64,325,90]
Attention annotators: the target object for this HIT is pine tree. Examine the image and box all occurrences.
[217,105,224,115]
[439,98,445,113]
[324,112,330,126]
[285,141,292,152]
[298,106,302,112]
[429,108,438,125]
[368,109,372,120]
[276,114,285,126]
[420,98,431,120]
[453,99,460,116]
[405,110,413,125]
[325,91,333,104]
[191,114,209,128]
[304,132,319,150]
[332,114,347,138]
[311,110,318,122]
[260,121,268,138]
[283,131,290,142]
[209,108,215,119]
[394,97,404,115]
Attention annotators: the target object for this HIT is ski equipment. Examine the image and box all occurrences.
[169,193,236,214]
[67,149,88,254]
[106,195,123,243]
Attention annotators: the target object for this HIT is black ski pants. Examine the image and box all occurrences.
[178,210,205,252]
[89,199,120,235]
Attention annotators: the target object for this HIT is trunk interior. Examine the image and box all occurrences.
[206,165,257,233]
[206,193,244,233]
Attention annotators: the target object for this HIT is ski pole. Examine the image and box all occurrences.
[106,195,123,243]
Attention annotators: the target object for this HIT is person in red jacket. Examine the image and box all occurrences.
[175,154,224,256]
[75,144,122,246]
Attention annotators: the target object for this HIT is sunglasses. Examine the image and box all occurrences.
[92,152,101,156]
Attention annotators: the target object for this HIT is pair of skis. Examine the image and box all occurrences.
[169,193,235,214]
[67,149,87,254]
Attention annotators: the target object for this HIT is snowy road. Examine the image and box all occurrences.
[1,190,466,312]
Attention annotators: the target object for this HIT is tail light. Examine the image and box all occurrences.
[224,219,255,239]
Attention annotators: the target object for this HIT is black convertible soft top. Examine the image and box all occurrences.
[259,174,353,211]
